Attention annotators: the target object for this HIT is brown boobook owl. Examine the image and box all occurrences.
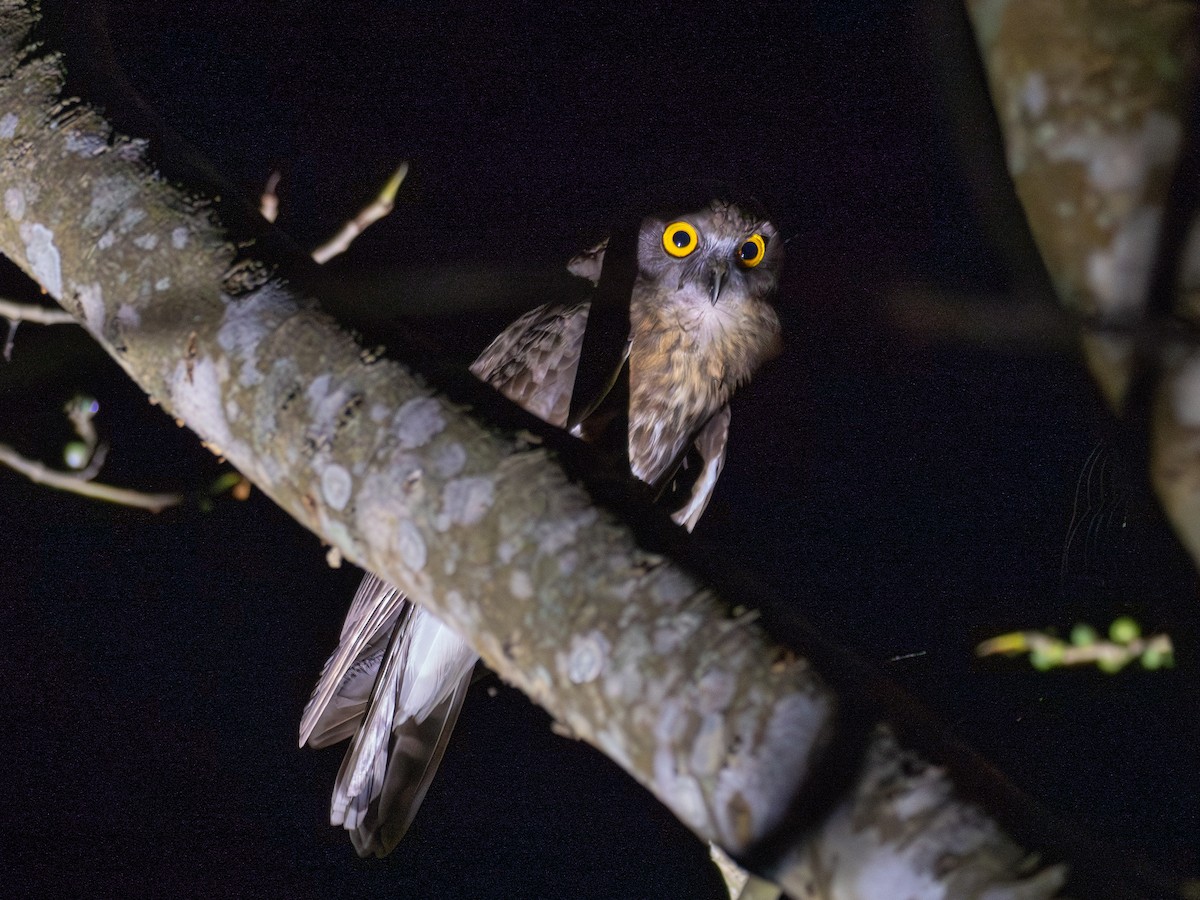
[300,199,783,856]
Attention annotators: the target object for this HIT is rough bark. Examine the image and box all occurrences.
[964,0,1200,571]
[0,2,1129,896]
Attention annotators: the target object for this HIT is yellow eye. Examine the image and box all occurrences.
[736,233,766,268]
[662,221,698,258]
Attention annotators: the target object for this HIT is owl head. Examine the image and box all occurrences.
[635,199,783,310]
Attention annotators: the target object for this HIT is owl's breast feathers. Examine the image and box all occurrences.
[626,285,780,487]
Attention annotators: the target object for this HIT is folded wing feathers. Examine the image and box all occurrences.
[299,575,408,748]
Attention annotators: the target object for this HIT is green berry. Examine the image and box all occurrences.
[1030,642,1064,670]
[1109,616,1141,644]
[1070,623,1097,647]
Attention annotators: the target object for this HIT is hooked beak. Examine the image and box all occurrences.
[707,264,727,305]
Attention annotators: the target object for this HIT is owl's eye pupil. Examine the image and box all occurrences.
[673,232,691,249]
[739,241,759,261]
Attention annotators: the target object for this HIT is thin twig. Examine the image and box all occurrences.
[0,297,76,325]
[311,162,409,264]
[0,442,181,512]
[976,629,1174,671]
[260,170,281,224]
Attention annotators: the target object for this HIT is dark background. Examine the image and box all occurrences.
[1,1,1197,897]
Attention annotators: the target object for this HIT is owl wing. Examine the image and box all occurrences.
[469,300,592,428]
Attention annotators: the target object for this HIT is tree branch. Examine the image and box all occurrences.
[0,441,180,512]
[0,3,1162,895]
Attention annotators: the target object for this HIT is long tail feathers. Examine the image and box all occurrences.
[305,573,479,856]
[347,666,473,857]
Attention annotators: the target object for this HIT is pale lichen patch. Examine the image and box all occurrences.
[695,669,737,714]
[133,233,158,250]
[565,631,609,684]
[117,303,140,329]
[1086,205,1160,315]
[76,282,105,335]
[652,611,702,656]
[394,396,446,448]
[82,176,139,234]
[557,551,578,576]
[654,748,709,831]
[432,441,467,478]
[171,226,189,249]
[651,567,698,607]
[534,506,599,556]
[63,130,108,158]
[594,728,632,771]
[711,691,826,849]
[442,589,470,626]
[690,714,727,776]
[321,464,353,511]
[118,207,147,233]
[20,222,61,298]
[604,661,643,703]
[0,112,18,139]
[217,286,296,387]
[167,357,244,475]
[4,187,24,221]
[437,477,494,530]
[496,538,521,564]
[397,519,427,572]
[509,569,533,599]
[655,697,692,743]
[1020,71,1047,118]
[1044,110,1180,194]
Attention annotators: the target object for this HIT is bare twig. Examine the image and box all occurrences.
[311,162,409,264]
[0,297,77,326]
[0,297,77,359]
[0,442,181,512]
[259,170,281,223]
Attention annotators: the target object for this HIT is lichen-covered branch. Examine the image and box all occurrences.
[965,0,1196,408]
[0,3,1101,896]
[963,1,1200,572]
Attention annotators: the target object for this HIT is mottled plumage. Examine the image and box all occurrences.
[301,199,782,856]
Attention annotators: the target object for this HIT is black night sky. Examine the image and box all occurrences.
[1,2,1198,897]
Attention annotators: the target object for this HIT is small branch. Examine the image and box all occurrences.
[0,296,77,325]
[259,170,281,223]
[311,162,409,263]
[0,443,181,512]
[977,619,1175,673]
